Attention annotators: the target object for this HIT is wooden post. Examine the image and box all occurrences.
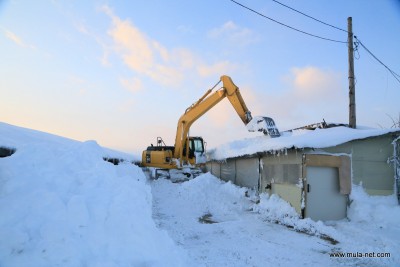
[348,17,356,129]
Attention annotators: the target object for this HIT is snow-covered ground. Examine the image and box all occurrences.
[1,122,399,266]
[151,175,400,267]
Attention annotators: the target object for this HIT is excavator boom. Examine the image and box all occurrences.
[174,76,252,161]
[174,75,279,166]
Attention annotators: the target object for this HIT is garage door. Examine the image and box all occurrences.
[306,166,347,221]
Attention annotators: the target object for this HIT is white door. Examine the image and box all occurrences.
[306,166,347,221]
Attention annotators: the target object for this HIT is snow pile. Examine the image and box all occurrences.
[0,125,185,266]
[208,126,400,160]
[246,116,268,133]
[0,122,138,162]
[348,184,400,225]
[175,173,249,222]
[334,184,400,266]
[152,173,250,228]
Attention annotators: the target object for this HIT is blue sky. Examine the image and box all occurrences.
[1,0,399,154]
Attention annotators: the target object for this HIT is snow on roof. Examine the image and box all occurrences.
[207,126,400,161]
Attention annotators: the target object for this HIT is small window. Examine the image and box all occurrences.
[192,139,204,153]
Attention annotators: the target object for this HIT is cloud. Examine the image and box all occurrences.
[3,29,35,49]
[102,5,189,87]
[108,17,154,74]
[259,66,347,129]
[289,66,343,100]
[208,21,259,46]
[102,6,241,89]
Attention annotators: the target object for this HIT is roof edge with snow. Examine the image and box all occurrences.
[207,126,400,161]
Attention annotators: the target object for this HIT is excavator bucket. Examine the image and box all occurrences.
[247,116,280,137]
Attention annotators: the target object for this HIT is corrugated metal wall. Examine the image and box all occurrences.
[323,135,395,195]
[236,158,259,188]
[207,158,259,189]
[220,159,235,183]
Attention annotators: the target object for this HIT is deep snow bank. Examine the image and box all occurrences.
[0,122,138,162]
[0,124,185,266]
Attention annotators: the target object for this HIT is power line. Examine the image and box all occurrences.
[229,0,347,44]
[270,0,400,86]
[354,36,400,84]
[271,0,348,33]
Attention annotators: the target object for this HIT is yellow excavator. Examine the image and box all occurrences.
[141,75,280,179]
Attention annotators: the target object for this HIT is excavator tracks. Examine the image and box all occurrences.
[142,167,204,183]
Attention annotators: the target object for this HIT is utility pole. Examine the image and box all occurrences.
[348,17,356,128]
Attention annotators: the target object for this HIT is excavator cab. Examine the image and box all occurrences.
[183,136,206,163]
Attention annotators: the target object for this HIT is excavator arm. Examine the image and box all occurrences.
[174,75,254,164]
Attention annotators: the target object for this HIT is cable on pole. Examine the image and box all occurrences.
[271,0,348,33]
[354,36,400,84]
[229,0,347,44]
